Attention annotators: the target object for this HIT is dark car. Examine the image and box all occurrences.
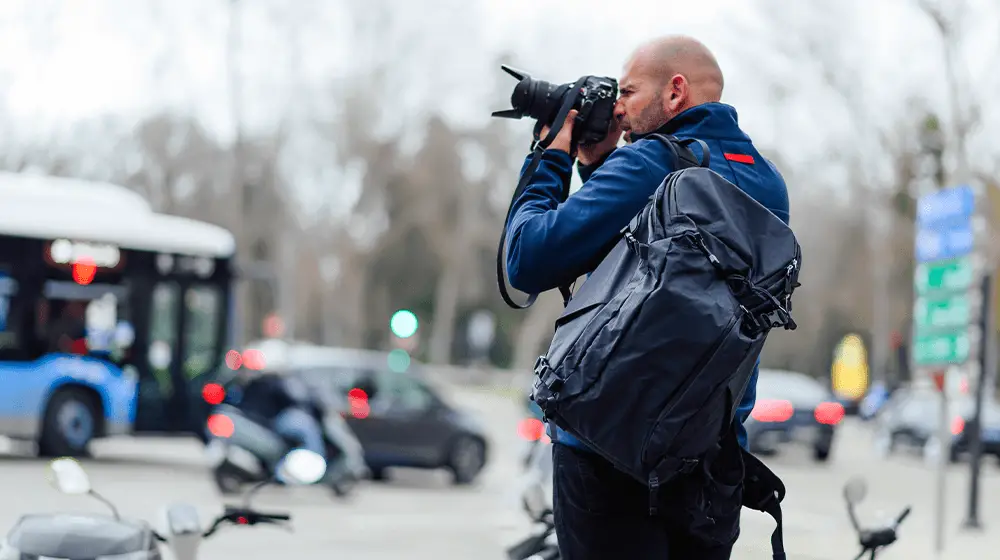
[243,339,490,485]
[874,387,1000,464]
[744,369,845,462]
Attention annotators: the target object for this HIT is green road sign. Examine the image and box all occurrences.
[913,331,971,366]
[914,294,971,331]
[914,256,975,294]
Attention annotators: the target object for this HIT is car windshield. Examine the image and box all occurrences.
[756,370,829,403]
[293,363,444,409]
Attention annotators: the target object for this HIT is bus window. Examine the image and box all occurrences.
[148,282,179,398]
[0,271,20,358]
[183,286,220,380]
[84,293,118,355]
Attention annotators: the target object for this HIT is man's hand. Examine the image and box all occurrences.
[578,118,623,165]
[539,110,577,156]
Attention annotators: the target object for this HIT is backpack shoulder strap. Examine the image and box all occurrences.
[741,448,787,560]
[647,134,711,170]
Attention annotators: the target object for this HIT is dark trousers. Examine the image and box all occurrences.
[552,443,737,560]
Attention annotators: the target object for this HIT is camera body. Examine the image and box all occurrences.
[492,65,618,145]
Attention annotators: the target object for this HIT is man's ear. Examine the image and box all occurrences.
[667,74,688,111]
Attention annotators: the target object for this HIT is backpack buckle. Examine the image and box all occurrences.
[533,356,563,392]
[623,231,648,259]
[741,305,763,336]
[533,355,547,374]
[761,308,788,329]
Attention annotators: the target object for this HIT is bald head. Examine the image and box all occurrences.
[630,35,724,102]
[615,35,724,138]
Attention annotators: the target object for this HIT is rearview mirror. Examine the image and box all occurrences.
[48,458,92,495]
[843,477,868,505]
[276,449,327,486]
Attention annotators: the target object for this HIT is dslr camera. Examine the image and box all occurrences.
[491,65,618,145]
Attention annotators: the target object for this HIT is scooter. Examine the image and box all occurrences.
[507,509,558,560]
[843,476,911,559]
[0,448,326,560]
[205,404,368,498]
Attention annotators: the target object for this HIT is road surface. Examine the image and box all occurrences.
[0,385,997,559]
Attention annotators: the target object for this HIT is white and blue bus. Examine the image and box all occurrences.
[0,172,235,456]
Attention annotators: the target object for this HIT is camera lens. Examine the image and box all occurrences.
[509,78,561,124]
[526,80,561,123]
[509,79,534,117]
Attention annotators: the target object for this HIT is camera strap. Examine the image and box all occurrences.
[496,77,589,310]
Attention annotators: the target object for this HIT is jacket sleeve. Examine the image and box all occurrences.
[504,146,661,294]
[576,149,617,183]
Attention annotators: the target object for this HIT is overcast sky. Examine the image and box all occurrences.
[1,0,973,134]
[0,0,996,214]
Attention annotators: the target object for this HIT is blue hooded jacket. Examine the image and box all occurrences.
[505,102,789,451]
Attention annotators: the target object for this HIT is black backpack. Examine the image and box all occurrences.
[530,135,799,558]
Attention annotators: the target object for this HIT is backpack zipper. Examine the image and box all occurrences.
[688,231,724,272]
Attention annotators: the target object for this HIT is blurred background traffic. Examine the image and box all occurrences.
[1,0,1000,559]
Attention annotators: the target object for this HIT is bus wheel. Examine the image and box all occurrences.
[39,389,99,458]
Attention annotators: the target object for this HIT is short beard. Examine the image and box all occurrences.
[633,92,669,135]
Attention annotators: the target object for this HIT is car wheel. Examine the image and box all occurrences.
[948,446,961,464]
[448,436,486,485]
[330,474,358,498]
[813,444,832,463]
[923,436,943,465]
[39,389,99,458]
[368,467,388,482]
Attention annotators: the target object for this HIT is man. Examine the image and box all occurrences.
[232,366,327,461]
[504,35,790,559]
[48,301,88,355]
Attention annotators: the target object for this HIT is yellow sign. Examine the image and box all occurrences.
[831,334,869,400]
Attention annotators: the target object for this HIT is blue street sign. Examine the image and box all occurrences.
[915,185,975,229]
[915,223,975,262]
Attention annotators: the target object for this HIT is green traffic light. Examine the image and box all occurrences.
[390,309,418,338]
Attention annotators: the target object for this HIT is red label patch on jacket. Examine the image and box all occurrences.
[724,153,755,165]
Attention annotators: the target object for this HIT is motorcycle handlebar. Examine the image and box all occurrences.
[202,508,293,538]
[256,511,291,521]
[894,507,911,528]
